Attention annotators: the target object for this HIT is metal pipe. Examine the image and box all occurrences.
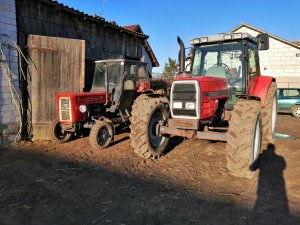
[177,36,185,72]
[159,125,227,142]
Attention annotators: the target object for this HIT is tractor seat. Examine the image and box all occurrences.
[205,66,226,78]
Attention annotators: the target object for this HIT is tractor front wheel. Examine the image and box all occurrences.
[89,121,114,149]
[50,119,73,144]
[130,95,170,159]
[226,99,262,178]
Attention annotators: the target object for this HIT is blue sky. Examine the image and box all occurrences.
[57,0,300,72]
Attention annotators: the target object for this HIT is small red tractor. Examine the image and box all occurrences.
[130,33,277,178]
[51,59,155,149]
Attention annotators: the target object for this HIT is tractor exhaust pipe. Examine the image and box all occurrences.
[177,36,185,73]
[177,36,192,77]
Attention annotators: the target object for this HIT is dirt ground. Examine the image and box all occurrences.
[0,114,299,225]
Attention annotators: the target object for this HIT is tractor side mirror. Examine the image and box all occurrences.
[256,33,269,50]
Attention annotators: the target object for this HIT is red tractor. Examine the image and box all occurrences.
[51,59,154,149]
[130,33,277,178]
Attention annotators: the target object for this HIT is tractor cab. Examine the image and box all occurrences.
[189,33,268,93]
[91,59,150,112]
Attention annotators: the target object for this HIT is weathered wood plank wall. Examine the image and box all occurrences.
[27,35,85,139]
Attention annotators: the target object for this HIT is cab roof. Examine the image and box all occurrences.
[190,33,255,45]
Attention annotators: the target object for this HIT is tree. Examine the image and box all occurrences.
[162,57,177,86]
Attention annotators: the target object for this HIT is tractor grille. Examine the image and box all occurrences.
[59,97,71,121]
[171,81,199,118]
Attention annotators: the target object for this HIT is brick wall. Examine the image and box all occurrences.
[235,27,300,78]
[0,0,20,144]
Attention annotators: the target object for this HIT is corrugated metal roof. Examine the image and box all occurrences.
[45,0,148,38]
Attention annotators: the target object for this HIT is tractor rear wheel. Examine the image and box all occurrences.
[226,99,262,178]
[261,82,277,148]
[90,121,114,149]
[130,95,170,159]
[50,119,73,144]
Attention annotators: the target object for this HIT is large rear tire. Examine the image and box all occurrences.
[89,121,114,149]
[226,99,262,178]
[261,82,277,148]
[50,119,73,144]
[130,95,170,159]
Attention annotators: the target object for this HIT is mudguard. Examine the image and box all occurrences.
[248,76,275,107]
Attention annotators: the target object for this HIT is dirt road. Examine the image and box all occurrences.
[0,115,299,225]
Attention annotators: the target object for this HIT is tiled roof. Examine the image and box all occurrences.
[292,41,300,47]
[124,24,159,67]
[45,0,148,38]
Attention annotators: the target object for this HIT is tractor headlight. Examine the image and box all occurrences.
[79,105,87,113]
[185,102,195,110]
[173,102,183,109]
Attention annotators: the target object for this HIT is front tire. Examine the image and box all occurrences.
[89,121,114,149]
[50,119,73,144]
[130,95,170,159]
[226,99,262,178]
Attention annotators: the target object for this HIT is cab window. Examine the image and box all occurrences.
[247,46,258,77]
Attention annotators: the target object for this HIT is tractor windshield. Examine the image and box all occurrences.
[91,62,122,92]
[192,42,243,80]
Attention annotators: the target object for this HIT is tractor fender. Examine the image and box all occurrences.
[248,76,275,107]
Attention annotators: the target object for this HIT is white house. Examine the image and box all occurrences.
[230,23,300,87]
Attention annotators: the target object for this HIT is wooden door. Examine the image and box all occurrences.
[27,35,85,140]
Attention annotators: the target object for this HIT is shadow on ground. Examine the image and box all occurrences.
[0,143,299,225]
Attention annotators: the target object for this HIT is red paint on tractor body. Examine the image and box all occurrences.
[176,76,229,119]
[56,92,111,123]
[248,75,273,107]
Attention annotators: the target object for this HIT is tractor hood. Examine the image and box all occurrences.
[176,76,229,97]
[56,92,112,106]
[55,92,112,123]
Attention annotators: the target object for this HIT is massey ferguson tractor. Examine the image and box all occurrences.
[130,33,277,178]
[51,59,154,149]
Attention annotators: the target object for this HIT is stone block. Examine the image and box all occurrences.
[5,11,16,20]
[6,24,16,32]
[4,110,12,116]
[0,15,11,25]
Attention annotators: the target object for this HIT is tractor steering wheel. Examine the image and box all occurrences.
[214,63,231,78]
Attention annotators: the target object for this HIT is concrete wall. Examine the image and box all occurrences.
[0,0,20,144]
[235,27,300,78]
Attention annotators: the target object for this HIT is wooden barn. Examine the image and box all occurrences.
[13,0,158,140]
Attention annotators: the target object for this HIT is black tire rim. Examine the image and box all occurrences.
[148,108,165,149]
[97,126,111,146]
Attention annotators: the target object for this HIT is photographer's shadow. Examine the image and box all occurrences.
[251,144,298,224]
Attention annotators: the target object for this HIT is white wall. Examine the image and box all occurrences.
[235,27,300,78]
[0,0,20,143]
[141,47,153,76]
